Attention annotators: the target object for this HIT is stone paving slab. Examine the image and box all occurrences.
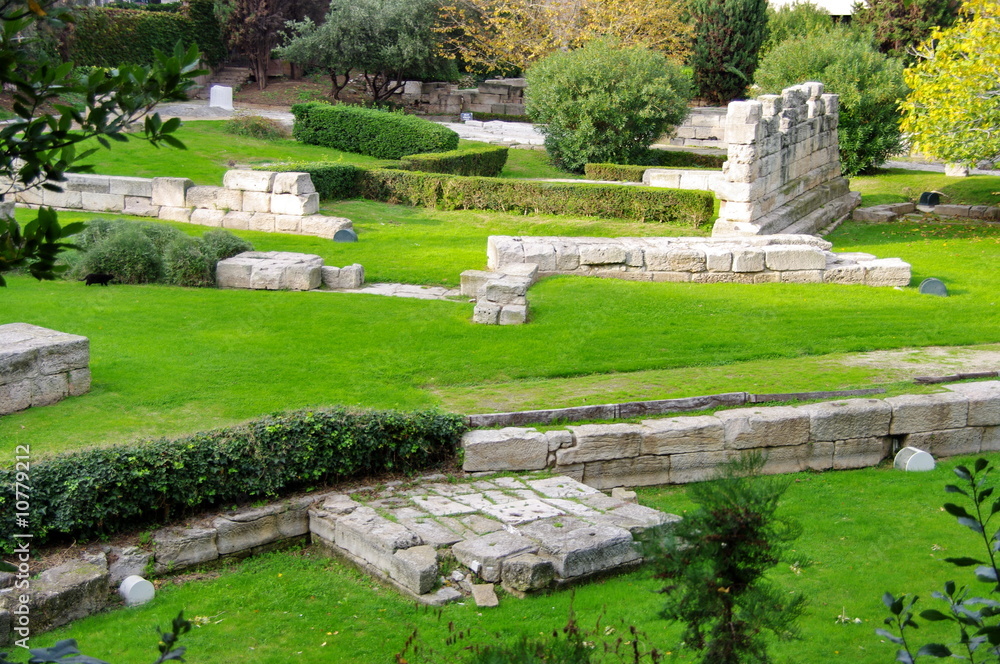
[328,283,463,301]
[309,474,679,604]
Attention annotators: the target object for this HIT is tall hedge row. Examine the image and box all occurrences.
[67,0,226,68]
[291,102,460,159]
[0,407,466,550]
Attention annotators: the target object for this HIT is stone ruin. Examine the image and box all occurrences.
[0,323,90,415]
[216,251,364,292]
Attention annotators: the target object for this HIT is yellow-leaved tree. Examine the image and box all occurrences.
[899,0,1000,166]
[437,0,693,73]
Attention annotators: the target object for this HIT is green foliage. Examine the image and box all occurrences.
[584,164,651,182]
[164,235,213,287]
[760,1,833,59]
[262,162,366,200]
[646,453,806,664]
[525,41,692,174]
[691,0,770,104]
[199,228,253,268]
[0,208,84,287]
[754,29,908,175]
[0,407,466,550]
[878,458,1000,663]
[67,1,226,68]
[224,113,290,141]
[471,112,532,123]
[398,145,509,177]
[585,150,726,181]
[78,227,165,284]
[291,102,460,159]
[852,0,960,59]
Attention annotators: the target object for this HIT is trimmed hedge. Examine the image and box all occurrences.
[398,145,509,177]
[585,164,650,182]
[264,162,366,200]
[291,102,459,160]
[472,112,531,123]
[0,407,466,550]
[585,150,726,182]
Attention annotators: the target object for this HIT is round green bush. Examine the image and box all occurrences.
[164,235,213,287]
[200,229,252,267]
[754,29,908,176]
[525,41,692,174]
[224,113,290,141]
[79,228,164,284]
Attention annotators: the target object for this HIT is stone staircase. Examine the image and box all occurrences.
[193,66,252,99]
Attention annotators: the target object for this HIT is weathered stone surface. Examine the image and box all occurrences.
[213,513,279,555]
[80,192,124,212]
[334,507,421,574]
[190,208,225,227]
[158,206,192,222]
[833,436,892,469]
[528,476,600,498]
[482,499,566,525]
[0,323,90,415]
[271,192,319,216]
[472,583,500,607]
[641,415,725,455]
[397,517,463,549]
[905,428,982,457]
[462,427,549,471]
[473,300,502,325]
[581,456,670,490]
[422,586,463,606]
[461,270,501,297]
[300,215,352,239]
[499,305,528,325]
[223,169,276,192]
[605,503,679,535]
[123,196,160,217]
[611,487,637,503]
[523,521,640,578]
[1,561,109,633]
[501,553,555,592]
[242,191,272,213]
[153,526,219,573]
[669,450,734,483]
[802,399,892,441]
[864,258,912,287]
[392,545,438,594]
[222,211,253,230]
[109,176,153,197]
[887,393,968,434]
[151,177,193,207]
[557,424,644,464]
[453,531,539,582]
[273,172,317,196]
[945,382,1000,426]
[216,252,322,291]
[716,407,810,449]
[763,246,826,271]
[109,546,152,587]
[187,185,243,211]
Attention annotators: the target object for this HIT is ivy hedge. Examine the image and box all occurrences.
[0,407,466,550]
[291,102,460,160]
[66,0,226,68]
[398,145,509,177]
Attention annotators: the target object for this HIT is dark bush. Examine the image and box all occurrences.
[471,112,531,123]
[0,408,467,549]
[78,227,164,284]
[291,102,459,159]
[164,235,213,287]
[398,145,509,177]
[259,163,365,200]
[224,113,290,141]
[200,229,253,267]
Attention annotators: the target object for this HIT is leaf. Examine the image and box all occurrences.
[877,628,905,644]
[975,566,998,583]
[945,484,969,496]
[957,516,985,533]
[975,458,989,473]
[884,592,900,611]
[955,466,972,481]
[944,503,974,519]
[916,643,953,657]
[896,649,914,664]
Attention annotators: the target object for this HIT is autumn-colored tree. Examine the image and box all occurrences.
[899,0,1000,167]
[437,0,692,73]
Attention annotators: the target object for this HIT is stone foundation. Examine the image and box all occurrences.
[0,323,90,415]
[216,252,365,292]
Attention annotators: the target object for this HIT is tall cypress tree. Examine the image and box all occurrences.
[691,0,769,105]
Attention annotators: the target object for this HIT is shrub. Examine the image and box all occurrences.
[165,235,213,287]
[0,408,467,549]
[760,1,833,59]
[585,150,726,181]
[471,112,532,123]
[224,113,290,140]
[526,40,691,173]
[291,102,459,159]
[78,227,164,284]
[691,0,769,104]
[754,28,908,175]
[200,229,253,268]
[398,145,509,177]
[584,164,650,182]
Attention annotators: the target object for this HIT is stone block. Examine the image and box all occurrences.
[153,526,219,573]
[823,264,865,284]
[42,189,82,209]
[886,393,968,434]
[272,192,319,216]
[123,196,160,217]
[557,423,644,464]
[945,382,1000,426]
[462,427,549,471]
[249,212,276,232]
[392,545,438,594]
[222,211,253,230]
[905,428,982,457]
[275,215,301,232]
[242,191,272,213]
[704,247,733,271]
[581,455,670,490]
[641,415,725,455]
[499,305,527,325]
[484,275,532,303]
[223,170,276,192]
[716,406,810,449]
[473,300,502,324]
[11,561,109,633]
[471,583,500,607]
[731,248,765,272]
[109,547,152,587]
[579,244,626,265]
[764,246,827,271]
[213,514,279,555]
[68,368,91,396]
[186,185,243,211]
[461,270,502,297]
[109,176,153,197]
[487,236,524,269]
[80,192,124,212]
[521,242,557,271]
[64,174,110,193]
[31,373,69,407]
[334,507,421,569]
[273,172,317,196]
[300,215,352,239]
[523,521,639,579]
[864,258,911,287]
[546,430,573,451]
[605,503,681,536]
[190,208,225,227]
[453,531,539,582]
[983,427,1000,452]
[833,436,892,469]
[780,270,823,284]
[802,399,892,441]
[501,553,555,592]
[158,206,192,222]
[151,177,193,207]
[341,264,364,288]
[215,259,252,289]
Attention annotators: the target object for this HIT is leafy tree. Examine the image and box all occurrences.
[275,0,443,103]
[690,0,769,104]
[0,0,203,287]
[759,1,833,60]
[879,458,1000,663]
[754,27,908,175]
[525,41,691,174]
[852,0,960,59]
[436,0,692,74]
[899,0,1000,168]
[645,453,806,664]
[224,0,289,90]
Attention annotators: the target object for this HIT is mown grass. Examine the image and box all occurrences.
[15,453,995,664]
[851,169,1000,207]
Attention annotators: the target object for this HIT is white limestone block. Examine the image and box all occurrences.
[223,170,276,192]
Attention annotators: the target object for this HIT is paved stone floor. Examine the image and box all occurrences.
[328,282,464,301]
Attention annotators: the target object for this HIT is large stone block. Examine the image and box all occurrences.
[215,258,253,289]
[242,191,272,213]
[501,553,555,592]
[224,169,276,192]
[80,192,124,212]
[4,560,108,634]
[945,382,1000,426]
[579,244,626,265]
[213,514,279,555]
[271,192,319,216]
[833,436,892,469]
[63,174,110,193]
[334,507,421,566]
[461,270,502,297]
[731,248,765,272]
[273,172,317,195]
[522,521,640,579]
[151,177,193,207]
[300,215,352,239]
[109,176,153,197]
[580,455,670,489]
[641,415,725,455]
[454,531,539,582]
[886,393,968,434]
[763,246,827,271]
[153,526,219,573]
[158,206,192,222]
[249,212,276,232]
[484,275,532,303]
[190,208,225,227]
[462,427,549,471]
[222,211,253,231]
[473,300,502,325]
[716,406,810,449]
[391,545,438,594]
[864,258,911,287]
[186,185,243,211]
[802,399,892,441]
[557,424,644,464]
[905,428,982,457]
[499,305,528,325]
[123,196,160,217]
[42,189,82,209]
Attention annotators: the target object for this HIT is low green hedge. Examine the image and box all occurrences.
[398,145,509,177]
[0,407,466,549]
[266,162,366,200]
[585,164,650,182]
[472,112,531,123]
[291,102,459,160]
[647,149,726,169]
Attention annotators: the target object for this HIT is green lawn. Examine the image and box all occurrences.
[851,169,1000,207]
[15,454,995,664]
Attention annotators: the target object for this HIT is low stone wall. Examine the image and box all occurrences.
[854,202,1000,223]
[463,263,539,325]
[486,234,911,287]
[462,381,1000,489]
[0,323,90,415]
[11,170,352,240]
[663,107,728,149]
[642,168,721,191]
[216,251,365,292]
[397,78,526,117]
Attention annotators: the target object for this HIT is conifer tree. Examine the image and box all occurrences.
[691,0,769,105]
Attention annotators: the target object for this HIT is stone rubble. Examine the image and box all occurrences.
[0,323,90,415]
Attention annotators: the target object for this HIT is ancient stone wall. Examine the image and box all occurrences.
[711,83,860,236]
[662,106,728,148]
[462,382,1000,488]
[0,323,90,415]
[397,78,526,117]
[11,170,352,240]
